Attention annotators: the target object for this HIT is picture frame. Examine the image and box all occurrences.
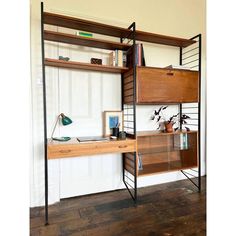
[103,111,123,136]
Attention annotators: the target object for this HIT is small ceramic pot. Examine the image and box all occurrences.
[164,122,173,133]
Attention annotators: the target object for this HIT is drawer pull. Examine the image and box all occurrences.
[118,145,128,148]
[59,150,71,153]
[166,72,174,76]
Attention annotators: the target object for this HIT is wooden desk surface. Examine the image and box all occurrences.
[47,137,136,159]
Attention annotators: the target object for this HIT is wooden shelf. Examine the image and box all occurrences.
[45,58,129,73]
[44,30,131,51]
[138,161,197,176]
[138,146,190,155]
[48,137,136,159]
[44,12,195,47]
[137,130,198,137]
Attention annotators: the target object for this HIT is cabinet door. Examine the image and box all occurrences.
[136,67,199,103]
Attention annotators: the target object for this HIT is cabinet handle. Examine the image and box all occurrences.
[166,72,174,76]
[59,150,71,153]
[118,145,127,148]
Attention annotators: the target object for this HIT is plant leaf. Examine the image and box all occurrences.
[185,127,190,131]
[162,106,168,110]
[150,115,155,120]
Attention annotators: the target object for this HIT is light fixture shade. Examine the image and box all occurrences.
[60,113,72,126]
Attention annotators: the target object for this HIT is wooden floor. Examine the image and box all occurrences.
[30,177,206,236]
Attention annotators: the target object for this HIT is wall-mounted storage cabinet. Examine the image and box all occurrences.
[124,67,199,104]
[136,67,199,104]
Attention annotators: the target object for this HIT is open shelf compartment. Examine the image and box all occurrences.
[137,131,198,176]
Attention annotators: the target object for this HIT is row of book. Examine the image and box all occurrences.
[108,43,146,68]
[108,50,126,67]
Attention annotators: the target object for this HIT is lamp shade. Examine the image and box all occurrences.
[60,113,72,125]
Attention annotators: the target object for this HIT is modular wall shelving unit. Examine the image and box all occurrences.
[41,2,201,225]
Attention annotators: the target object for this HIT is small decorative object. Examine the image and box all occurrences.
[118,131,126,140]
[91,58,102,65]
[150,106,191,132]
[59,56,70,61]
[103,111,123,136]
[75,31,93,38]
[112,127,119,137]
[51,113,73,141]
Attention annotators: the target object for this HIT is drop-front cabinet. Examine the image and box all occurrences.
[135,66,199,104]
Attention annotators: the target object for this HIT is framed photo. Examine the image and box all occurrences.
[103,111,123,136]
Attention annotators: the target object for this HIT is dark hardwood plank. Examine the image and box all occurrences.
[45,58,129,73]
[44,30,131,51]
[30,177,206,236]
[44,12,195,47]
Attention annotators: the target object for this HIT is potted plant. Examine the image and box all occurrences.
[150,106,191,132]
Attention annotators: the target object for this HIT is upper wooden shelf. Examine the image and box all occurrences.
[44,30,131,51]
[44,12,195,47]
[45,58,129,73]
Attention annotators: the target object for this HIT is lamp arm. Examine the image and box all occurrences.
[50,114,61,139]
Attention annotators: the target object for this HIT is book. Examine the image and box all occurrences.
[108,51,116,66]
[108,50,124,67]
[126,43,145,68]
[138,154,143,170]
[75,31,93,38]
[118,50,123,67]
[174,133,188,149]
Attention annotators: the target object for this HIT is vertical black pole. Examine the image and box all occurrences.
[179,47,182,130]
[132,23,137,202]
[198,34,202,192]
[41,2,49,225]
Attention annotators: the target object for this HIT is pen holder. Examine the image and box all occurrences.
[111,127,119,137]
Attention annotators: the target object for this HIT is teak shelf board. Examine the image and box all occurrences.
[137,130,198,137]
[138,161,198,176]
[45,58,129,73]
[44,12,131,39]
[135,30,195,47]
[44,12,195,47]
[138,146,191,155]
[44,30,131,51]
[47,138,136,159]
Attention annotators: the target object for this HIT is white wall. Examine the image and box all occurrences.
[30,0,206,207]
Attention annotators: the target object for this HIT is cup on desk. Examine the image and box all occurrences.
[111,127,119,138]
[118,131,126,140]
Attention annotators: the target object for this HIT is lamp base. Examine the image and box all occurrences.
[52,137,71,142]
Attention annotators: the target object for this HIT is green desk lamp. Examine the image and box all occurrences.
[51,113,72,141]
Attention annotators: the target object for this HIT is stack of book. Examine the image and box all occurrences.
[126,43,145,68]
[108,50,126,67]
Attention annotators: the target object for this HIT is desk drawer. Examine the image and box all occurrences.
[48,139,136,159]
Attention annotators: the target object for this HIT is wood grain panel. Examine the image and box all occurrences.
[48,138,136,159]
[136,66,199,103]
[45,58,129,73]
[44,12,195,47]
[44,30,131,51]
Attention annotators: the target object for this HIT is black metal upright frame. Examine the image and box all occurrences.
[41,2,49,225]
[121,22,137,203]
[179,34,202,191]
